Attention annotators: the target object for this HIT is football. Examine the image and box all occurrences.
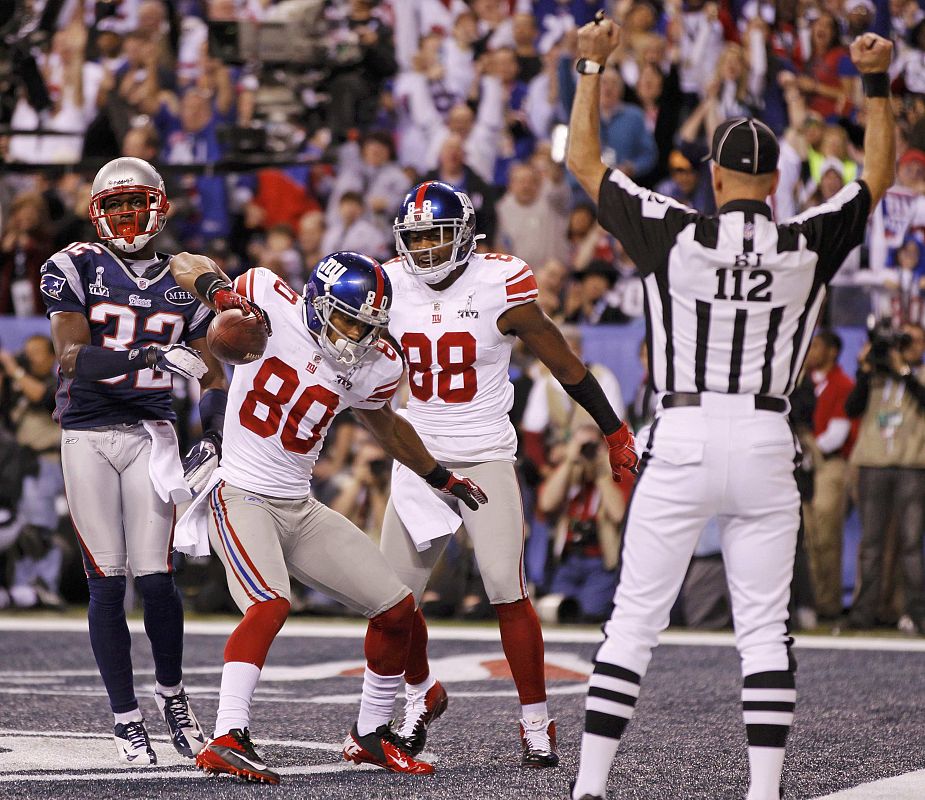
[206,308,268,365]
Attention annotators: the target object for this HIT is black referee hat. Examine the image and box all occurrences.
[705,117,779,175]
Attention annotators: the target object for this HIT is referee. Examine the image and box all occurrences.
[565,16,895,800]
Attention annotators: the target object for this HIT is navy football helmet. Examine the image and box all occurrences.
[303,251,391,366]
[393,180,477,284]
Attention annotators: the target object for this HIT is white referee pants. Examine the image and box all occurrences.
[598,393,800,679]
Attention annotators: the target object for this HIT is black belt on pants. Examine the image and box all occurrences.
[662,392,788,413]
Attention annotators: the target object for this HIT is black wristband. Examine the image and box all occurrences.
[562,370,623,436]
[422,464,451,489]
[194,273,231,303]
[861,72,890,98]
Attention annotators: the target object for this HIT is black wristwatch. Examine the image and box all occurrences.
[576,58,605,75]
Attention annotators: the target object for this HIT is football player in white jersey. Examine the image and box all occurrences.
[169,251,487,783]
[380,180,639,767]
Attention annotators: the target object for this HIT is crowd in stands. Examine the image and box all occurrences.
[0,0,924,633]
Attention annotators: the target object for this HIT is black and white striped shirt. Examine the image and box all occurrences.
[598,169,871,397]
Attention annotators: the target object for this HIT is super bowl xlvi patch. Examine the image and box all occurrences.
[457,294,479,319]
[165,286,196,306]
[39,273,65,299]
[88,266,110,297]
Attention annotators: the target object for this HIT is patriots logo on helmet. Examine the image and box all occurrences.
[40,273,66,300]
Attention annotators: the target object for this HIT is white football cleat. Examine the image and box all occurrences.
[155,687,206,757]
[113,719,157,765]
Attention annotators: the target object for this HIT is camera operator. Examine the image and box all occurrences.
[329,436,392,542]
[537,425,627,622]
[845,322,925,633]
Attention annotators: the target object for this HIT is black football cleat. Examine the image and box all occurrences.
[394,680,448,756]
[342,722,434,774]
[196,728,280,784]
[520,717,560,768]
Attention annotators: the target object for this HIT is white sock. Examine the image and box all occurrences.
[572,732,621,799]
[213,661,261,738]
[357,666,402,736]
[114,708,143,725]
[521,701,549,723]
[746,747,785,800]
[406,673,436,695]
[155,681,183,697]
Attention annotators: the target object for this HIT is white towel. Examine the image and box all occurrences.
[173,472,222,557]
[390,461,462,552]
[142,420,192,505]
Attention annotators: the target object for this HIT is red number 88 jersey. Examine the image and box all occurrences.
[383,252,538,462]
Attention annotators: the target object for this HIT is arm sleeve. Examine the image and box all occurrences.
[232,266,272,306]
[596,168,699,276]
[789,180,872,284]
[39,255,86,317]
[353,358,403,410]
[503,260,539,309]
[816,417,851,454]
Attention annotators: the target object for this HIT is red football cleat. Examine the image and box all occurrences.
[195,728,280,784]
[342,722,435,774]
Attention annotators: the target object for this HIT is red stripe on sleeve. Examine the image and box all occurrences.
[505,274,538,298]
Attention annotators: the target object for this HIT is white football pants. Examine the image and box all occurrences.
[598,392,800,679]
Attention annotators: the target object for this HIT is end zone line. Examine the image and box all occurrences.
[1,617,924,652]
[814,770,925,799]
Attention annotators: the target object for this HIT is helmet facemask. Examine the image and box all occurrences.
[394,216,475,285]
[89,187,168,254]
[308,286,390,366]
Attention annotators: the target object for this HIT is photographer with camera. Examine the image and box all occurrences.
[845,321,925,633]
[536,425,628,622]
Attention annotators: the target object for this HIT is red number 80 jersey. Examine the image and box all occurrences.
[216,268,403,498]
[383,252,538,462]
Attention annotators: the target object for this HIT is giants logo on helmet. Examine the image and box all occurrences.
[316,257,348,286]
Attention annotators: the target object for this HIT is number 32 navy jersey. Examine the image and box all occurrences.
[40,242,213,429]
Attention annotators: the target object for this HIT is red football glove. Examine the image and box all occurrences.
[424,465,489,510]
[442,472,489,510]
[212,288,272,336]
[605,423,639,482]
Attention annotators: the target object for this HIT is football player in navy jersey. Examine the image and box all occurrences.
[40,157,266,766]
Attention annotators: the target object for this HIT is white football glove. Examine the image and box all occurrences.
[148,344,208,380]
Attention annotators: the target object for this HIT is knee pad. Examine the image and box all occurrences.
[134,572,177,600]
[87,574,127,608]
